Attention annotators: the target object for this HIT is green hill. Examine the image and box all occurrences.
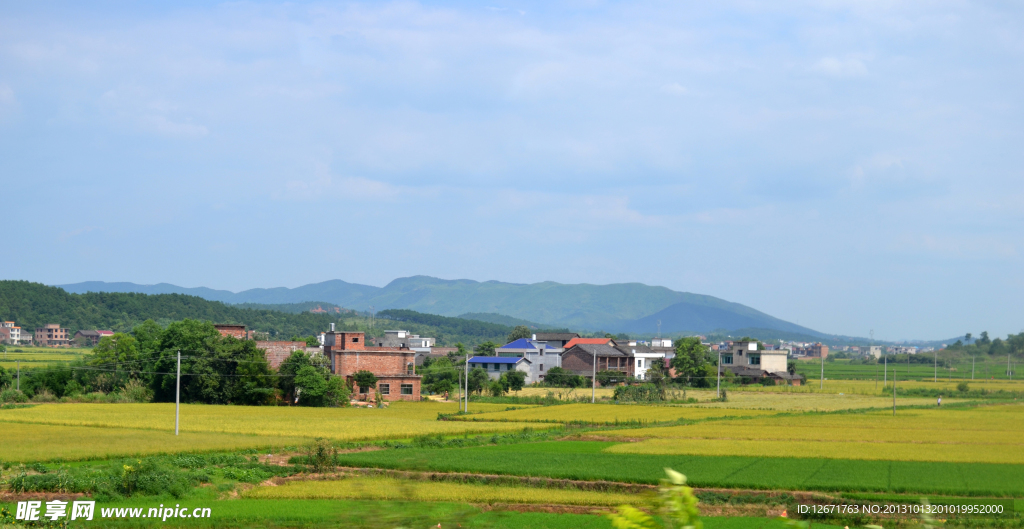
[61,276,827,336]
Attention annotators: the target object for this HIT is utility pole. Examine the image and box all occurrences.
[716,349,721,399]
[591,347,597,404]
[934,351,937,383]
[884,356,887,388]
[175,351,180,436]
[464,350,470,413]
[16,360,20,391]
[1009,354,1013,380]
[820,351,824,390]
[892,364,896,416]
[972,355,975,380]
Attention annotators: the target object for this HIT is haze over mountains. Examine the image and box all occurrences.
[59,276,826,338]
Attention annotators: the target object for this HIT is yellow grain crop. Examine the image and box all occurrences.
[245,476,640,506]
[462,402,775,423]
[603,404,1024,463]
[0,422,308,462]
[0,402,549,442]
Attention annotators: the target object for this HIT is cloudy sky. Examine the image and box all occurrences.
[2,1,1022,340]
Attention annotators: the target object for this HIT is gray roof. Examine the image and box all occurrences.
[534,333,579,341]
[568,343,629,357]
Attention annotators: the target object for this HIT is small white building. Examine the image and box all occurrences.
[468,356,532,383]
[722,340,788,374]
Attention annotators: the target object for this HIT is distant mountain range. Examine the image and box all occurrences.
[59,276,827,337]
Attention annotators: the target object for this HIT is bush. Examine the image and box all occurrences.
[0,389,27,403]
[31,389,57,403]
[306,438,337,473]
[119,378,153,403]
[613,383,665,403]
[957,381,970,392]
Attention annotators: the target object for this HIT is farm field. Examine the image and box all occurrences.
[245,476,639,506]
[0,346,92,369]
[0,421,309,462]
[333,441,1024,496]
[0,402,549,457]
[461,402,777,423]
[667,390,964,411]
[0,498,819,529]
[727,378,1024,395]
[793,358,1020,382]
[603,405,1024,463]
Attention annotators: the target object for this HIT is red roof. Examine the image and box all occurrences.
[563,337,613,349]
[98,330,114,335]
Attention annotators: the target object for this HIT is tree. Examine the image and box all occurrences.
[422,357,458,396]
[353,370,379,395]
[131,320,163,355]
[293,365,349,407]
[450,343,468,363]
[506,326,531,343]
[596,370,629,387]
[787,361,797,375]
[90,333,141,389]
[148,320,275,405]
[504,370,526,393]
[474,341,498,357]
[978,331,991,346]
[488,379,505,397]
[965,333,973,343]
[646,359,669,386]
[544,366,584,388]
[0,365,11,389]
[279,350,325,403]
[467,367,490,394]
[671,338,712,388]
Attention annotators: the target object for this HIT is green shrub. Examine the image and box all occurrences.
[119,378,153,403]
[0,388,27,403]
[30,389,57,403]
[306,438,337,473]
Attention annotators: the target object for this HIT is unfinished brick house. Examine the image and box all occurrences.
[323,330,421,402]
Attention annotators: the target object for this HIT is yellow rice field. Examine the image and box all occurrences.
[245,476,639,506]
[0,402,548,442]
[728,378,1024,395]
[462,402,776,423]
[0,422,308,462]
[668,390,967,411]
[603,404,1024,463]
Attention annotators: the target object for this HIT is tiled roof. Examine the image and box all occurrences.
[562,337,612,349]
[469,356,528,364]
[534,333,579,341]
[498,338,538,350]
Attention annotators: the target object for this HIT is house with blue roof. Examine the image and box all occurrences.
[496,338,564,383]
[468,356,533,382]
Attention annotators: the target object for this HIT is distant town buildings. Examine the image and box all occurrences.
[0,322,23,344]
[73,330,114,346]
[34,324,70,347]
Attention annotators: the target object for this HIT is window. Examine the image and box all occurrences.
[352,337,359,343]
[748,354,761,365]
[359,385,369,394]
[400,384,413,395]
[378,383,390,395]
[722,354,733,365]
[540,364,544,371]
[636,359,643,368]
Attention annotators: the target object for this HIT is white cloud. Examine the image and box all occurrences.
[813,55,869,77]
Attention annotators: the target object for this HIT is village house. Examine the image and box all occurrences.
[323,328,421,401]
[561,338,667,382]
[496,338,563,382]
[0,322,23,344]
[468,356,533,382]
[34,324,70,347]
[73,329,114,346]
[531,332,579,348]
[720,340,800,385]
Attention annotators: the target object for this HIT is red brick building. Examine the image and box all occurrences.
[323,331,420,401]
[214,324,249,339]
[35,324,70,347]
[257,341,318,369]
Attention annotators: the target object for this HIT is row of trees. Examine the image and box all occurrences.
[0,319,358,406]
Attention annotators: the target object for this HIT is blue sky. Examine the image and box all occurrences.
[1,1,1022,340]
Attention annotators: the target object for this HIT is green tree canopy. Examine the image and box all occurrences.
[506,326,531,343]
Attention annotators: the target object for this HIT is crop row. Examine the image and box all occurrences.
[333,441,1024,496]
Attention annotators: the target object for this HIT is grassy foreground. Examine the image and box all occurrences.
[1,498,822,529]
[333,441,1024,496]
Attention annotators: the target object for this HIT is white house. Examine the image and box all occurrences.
[722,340,788,374]
[468,356,533,383]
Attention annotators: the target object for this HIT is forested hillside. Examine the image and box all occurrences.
[0,281,345,338]
[0,281,560,347]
